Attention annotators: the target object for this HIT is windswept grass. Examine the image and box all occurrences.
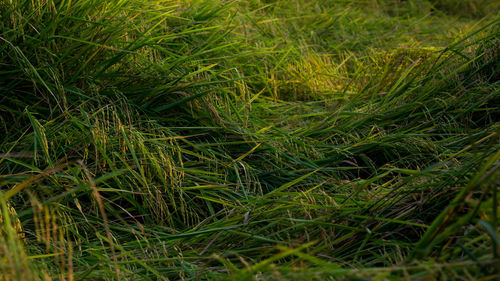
[1,0,499,280]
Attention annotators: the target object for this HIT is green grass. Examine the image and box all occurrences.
[1,0,499,280]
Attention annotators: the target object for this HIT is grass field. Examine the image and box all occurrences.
[1,0,499,280]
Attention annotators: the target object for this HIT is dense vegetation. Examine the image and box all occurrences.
[1,0,499,280]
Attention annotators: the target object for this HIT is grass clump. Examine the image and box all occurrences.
[1,0,499,280]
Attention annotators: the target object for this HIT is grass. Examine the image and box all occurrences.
[0,0,499,280]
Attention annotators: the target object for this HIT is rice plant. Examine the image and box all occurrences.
[1,0,499,280]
